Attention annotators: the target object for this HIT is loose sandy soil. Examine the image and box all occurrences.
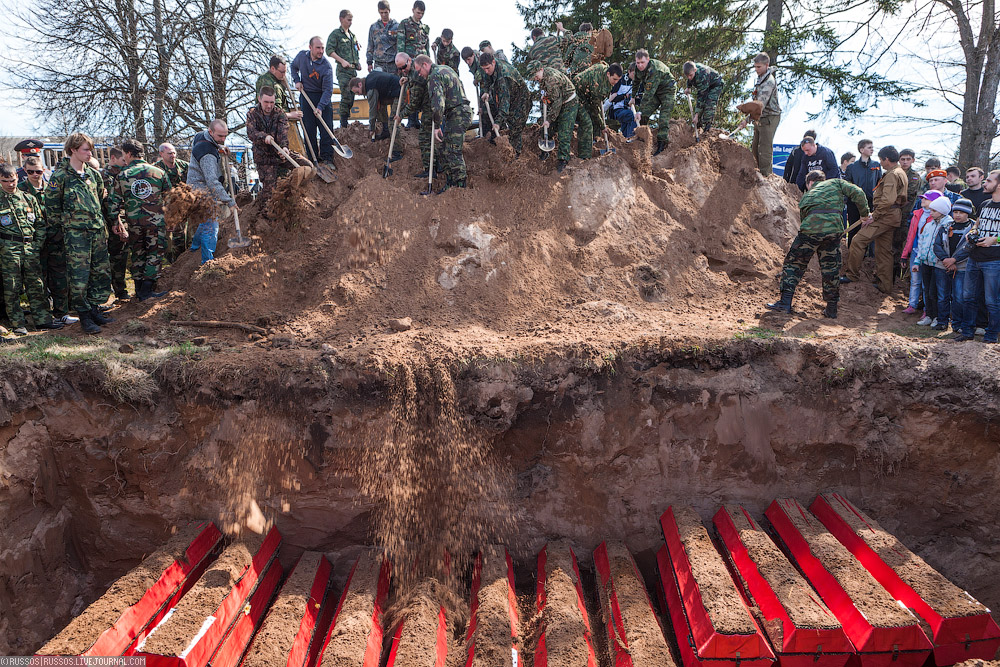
[319,550,383,667]
[537,542,593,667]
[468,545,517,667]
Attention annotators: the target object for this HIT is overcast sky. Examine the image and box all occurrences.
[0,0,968,162]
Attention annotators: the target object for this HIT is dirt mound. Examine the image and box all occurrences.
[135,121,802,362]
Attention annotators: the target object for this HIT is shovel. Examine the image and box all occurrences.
[484,97,498,142]
[421,121,435,196]
[538,101,555,152]
[686,89,700,143]
[265,136,315,186]
[301,93,353,159]
[221,155,251,249]
[382,87,407,178]
[476,84,484,138]
[598,131,616,156]
[290,94,336,183]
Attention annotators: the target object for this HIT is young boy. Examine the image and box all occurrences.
[432,28,460,72]
[935,198,974,331]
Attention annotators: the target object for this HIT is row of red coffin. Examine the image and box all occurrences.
[34,493,1000,667]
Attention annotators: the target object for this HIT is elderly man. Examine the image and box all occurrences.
[292,36,336,167]
[187,120,237,264]
[153,142,191,262]
[395,52,434,175]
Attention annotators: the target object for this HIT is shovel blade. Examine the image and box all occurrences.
[538,139,556,152]
[315,164,336,183]
[382,164,393,178]
[333,144,353,159]
[228,236,252,249]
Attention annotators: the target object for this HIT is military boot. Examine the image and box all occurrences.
[435,174,454,195]
[136,279,167,302]
[653,139,668,156]
[79,311,101,334]
[766,290,794,313]
[340,114,350,129]
[556,159,568,173]
[823,301,838,319]
[91,307,115,325]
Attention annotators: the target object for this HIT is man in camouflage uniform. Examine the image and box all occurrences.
[633,49,675,156]
[683,61,724,131]
[247,86,310,203]
[479,52,530,155]
[45,133,113,334]
[367,0,399,74]
[414,55,471,192]
[397,0,429,129]
[432,29,460,72]
[527,28,564,70]
[154,142,190,262]
[574,61,621,148]
[0,163,63,334]
[563,23,596,77]
[108,139,173,303]
[396,53,435,177]
[462,46,492,139]
[257,55,306,155]
[767,170,871,319]
[327,10,362,129]
[529,60,580,172]
[101,147,131,300]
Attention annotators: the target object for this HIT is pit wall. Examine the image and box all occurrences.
[2,336,999,654]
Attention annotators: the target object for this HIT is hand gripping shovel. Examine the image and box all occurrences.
[420,121,435,196]
[484,97,498,142]
[290,93,335,182]
[266,136,315,187]
[686,89,700,143]
[382,87,406,178]
[221,155,251,249]
[301,93,353,159]
[538,101,555,152]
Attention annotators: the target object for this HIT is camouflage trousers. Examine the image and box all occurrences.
[697,80,724,131]
[551,97,580,162]
[642,80,676,142]
[166,228,187,264]
[574,99,593,159]
[439,105,473,181]
[38,226,70,317]
[506,93,531,154]
[257,151,310,202]
[419,109,433,170]
[579,96,604,146]
[779,230,843,303]
[1,239,52,328]
[65,226,111,313]
[337,70,357,121]
[108,227,129,297]
[129,222,167,282]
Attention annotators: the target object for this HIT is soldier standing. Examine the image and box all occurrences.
[397,0,429,129]
[256,55,306,154]
[327,10,362,129]
[633,49,675,156]
[154,142,190,262]
[107,139,172,302]
[432,29,460,72]
[247,87,310,203]
[0,163,63,334]
[462,46,491,138]
[479,53,530,155]
[367,0,399,74]
[45,132,113,334]
[395,53,434,177]
[528,60,580,172]
[683,61,724,131]
[101,147,131,300]
[574,62,620,148]
[414,55,471,192]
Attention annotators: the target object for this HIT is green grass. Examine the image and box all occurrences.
[734,326,781,340]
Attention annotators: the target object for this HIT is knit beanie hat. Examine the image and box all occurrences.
[929,196,952,216]
[952,198,974,215]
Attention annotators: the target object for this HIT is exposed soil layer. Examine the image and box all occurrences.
[537,542,593,667]
[818,493,989,619]
[671,506,756,635]
[598,542,674,666]
[721,505,840,631]
[468,545,517,667]
[772,499,915,629]
[37,522,206,655]
[243,551,326,667]
[140,534,263,656]
[319,550,382,667]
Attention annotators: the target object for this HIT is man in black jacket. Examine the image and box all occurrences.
[794,136,839,192]
[350,71,402,140]
[844,138,881,245]
[783,129,816,184]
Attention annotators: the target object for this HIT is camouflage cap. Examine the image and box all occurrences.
[526,60,542,73]
[478,40,492,50]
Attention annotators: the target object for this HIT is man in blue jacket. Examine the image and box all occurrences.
[844,138,881,244]
[291,36,335,166]
[795,136,839,192]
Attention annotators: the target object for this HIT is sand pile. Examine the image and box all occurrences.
[144,121,802,360]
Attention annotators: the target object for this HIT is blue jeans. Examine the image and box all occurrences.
[612,107,637,138]
[950,270,966,328]
[960,258,1000,341]
[190,219,219,264]
[934,267,955,326]
[301,91,334,161]
[907,254,922,308]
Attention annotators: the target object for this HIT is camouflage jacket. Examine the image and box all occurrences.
[467,54,485,89]
[16,178,45,210]
[399,72,431,117]
[45,158,107,231]
[527,35,564,71]
[367,18,399,66]
[751,67,780,117]
[800,179,868,236]
[482,59,528,126]
[107,159,171,229]
[256,71,292,111]
[634,59,674,118]
[428,64,470,125]
[433,38,461,72]
[101,163,124,230]
[327,27,361,73]
[0,187,43,244]
[153,158,189,187]
[397,17,429,56]
[687,63,723,109]
[563,30,595,76]
[539,66,576,118]
[246,103,290,166]
[573,62,610,104]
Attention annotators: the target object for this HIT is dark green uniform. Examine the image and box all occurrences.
[256,71,292,111]
[482,59,530,154]
[564,30,595,77]
[101,164,130,298]
[399,72,434,170]
[428,64,472,183]
[107,159,172,283]
[327,27,362,122]
[18,179,70,318]
[573,62,611,146]
[0,187,53,329]
[466,54,492,138]
[46,158,111,315]
[537,65,580,162]
[527,35,564,70]
[686,62,724,131]
[634,58,675,143]
[780,178,870,303]
[397,17,430,56]
[433,37,461,72]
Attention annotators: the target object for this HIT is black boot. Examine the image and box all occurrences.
[823,302,838,319]
[137,279,167,302]
[653,139,667,156]
[340,114,350,129]
[79,311,101,334]
[435,174,454,195]
[766,290,794,313]
[556,159,568,173]
[374,126,391,141]
[91,307,115,325]
[539,151,549,161]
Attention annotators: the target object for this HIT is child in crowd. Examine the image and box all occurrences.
[901,191,943,318]
[915,196,953,329]
[934,197,975,331]
[604,63,636,140]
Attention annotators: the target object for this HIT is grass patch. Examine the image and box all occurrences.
[734,326,780,340]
